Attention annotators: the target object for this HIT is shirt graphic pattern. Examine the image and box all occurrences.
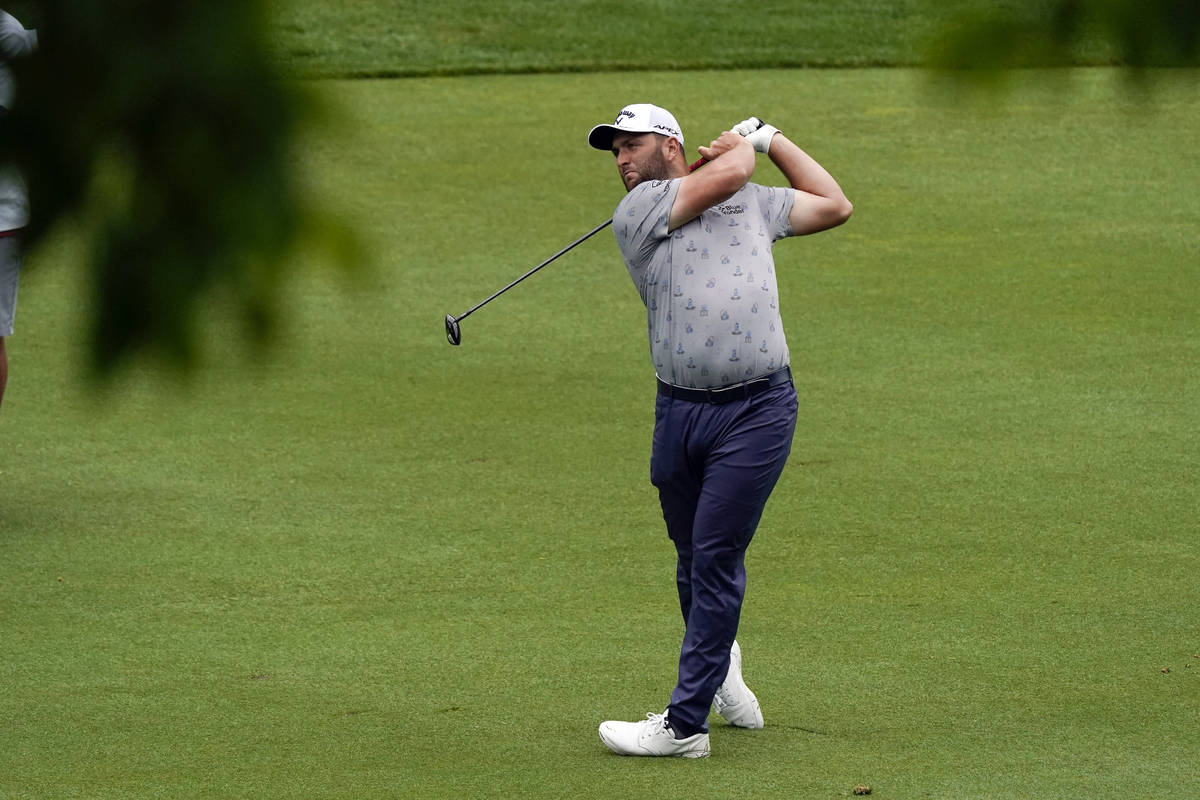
[614,179,795,389]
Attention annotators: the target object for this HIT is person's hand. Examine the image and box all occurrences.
[731,116,781,155]
[697,130,752,162]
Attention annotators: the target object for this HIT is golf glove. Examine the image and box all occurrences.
[732,116,780,154]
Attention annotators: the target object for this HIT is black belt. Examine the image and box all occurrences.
[657,366,792,405]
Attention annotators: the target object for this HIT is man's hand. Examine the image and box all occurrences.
[697,130,753,163]
[732,116,781,155]
[670,132,755,230]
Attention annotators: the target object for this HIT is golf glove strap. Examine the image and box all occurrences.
[732,116,780,155]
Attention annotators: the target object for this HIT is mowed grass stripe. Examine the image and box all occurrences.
[267,0,1126,78]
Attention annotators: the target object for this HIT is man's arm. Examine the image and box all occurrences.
[668,132,755,231]
[766,133,853,235]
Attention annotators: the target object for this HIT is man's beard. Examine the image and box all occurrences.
[626,146,672,190]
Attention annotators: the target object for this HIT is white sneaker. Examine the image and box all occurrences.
[598,712,710,758]
[712,640,764,729]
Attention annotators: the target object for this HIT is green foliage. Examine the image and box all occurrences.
[3,0,352,376]
[931,0,1200,70]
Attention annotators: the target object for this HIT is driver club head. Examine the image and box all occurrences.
[444,314,462,346]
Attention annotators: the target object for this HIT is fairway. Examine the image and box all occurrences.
[2,66,1198,798]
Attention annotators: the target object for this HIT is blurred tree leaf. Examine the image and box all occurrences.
[1,0,357,378]
[930,0,1200,72]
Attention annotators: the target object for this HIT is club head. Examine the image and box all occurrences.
[444,314,462,346]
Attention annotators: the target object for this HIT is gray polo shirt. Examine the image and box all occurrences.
[614,178,796,389]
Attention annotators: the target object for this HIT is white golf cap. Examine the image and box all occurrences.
[588,103,684,151]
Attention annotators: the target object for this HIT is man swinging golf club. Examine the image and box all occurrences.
[589,104,852,758]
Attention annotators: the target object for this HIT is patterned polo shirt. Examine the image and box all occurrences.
[614,178,795,389]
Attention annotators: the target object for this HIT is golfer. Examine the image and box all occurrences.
[588,104,851,757]
[0,8,37,411]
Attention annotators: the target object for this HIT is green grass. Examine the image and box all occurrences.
[266,0,1125,77]
[2,66,1197,798]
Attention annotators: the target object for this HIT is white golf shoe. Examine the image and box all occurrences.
[598,712,710,758]
[712,640,764,729]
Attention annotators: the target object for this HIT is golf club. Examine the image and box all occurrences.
[443,139,740,345]
[444,218,614,346]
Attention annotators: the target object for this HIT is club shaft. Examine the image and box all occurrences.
[451,158,705,325]
[455,218,613,322]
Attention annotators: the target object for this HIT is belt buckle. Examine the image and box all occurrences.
[702,368,788,404]
[709,380,745,404]
[706,383,736,404]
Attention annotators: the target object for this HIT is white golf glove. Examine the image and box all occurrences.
[732,116,780,154]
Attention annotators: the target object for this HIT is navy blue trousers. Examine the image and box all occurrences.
[650,381,798,735]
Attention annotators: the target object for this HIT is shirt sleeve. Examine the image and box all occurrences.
[613,179,680,272]
[752,183,796,242]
